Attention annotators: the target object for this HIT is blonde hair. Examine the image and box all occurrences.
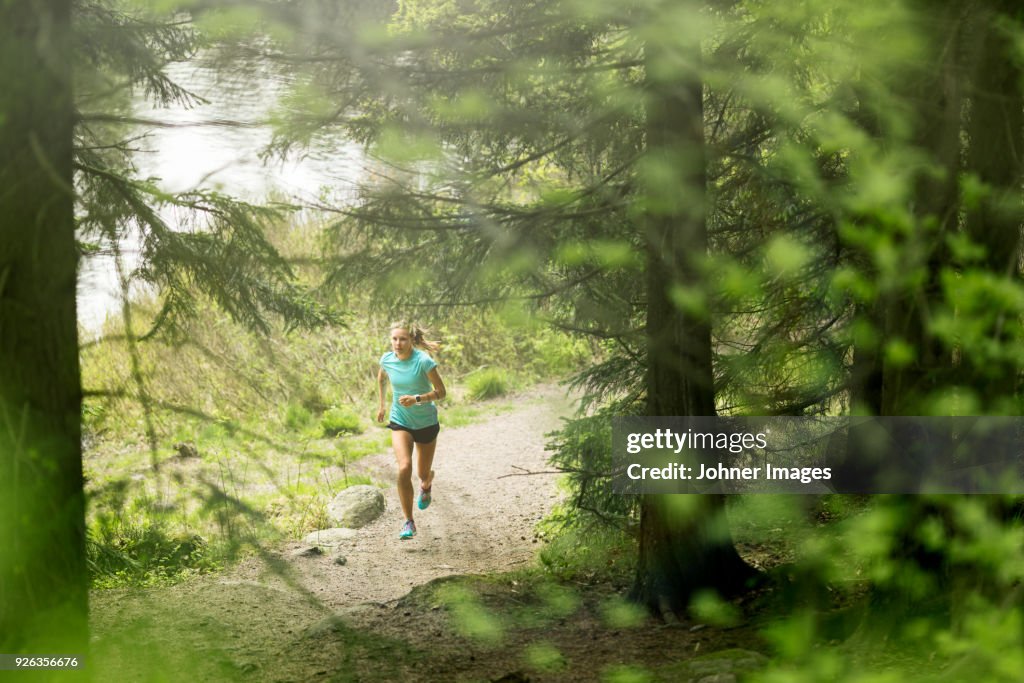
[390,320,440,355]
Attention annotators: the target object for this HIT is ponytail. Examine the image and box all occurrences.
[390,320,440,355]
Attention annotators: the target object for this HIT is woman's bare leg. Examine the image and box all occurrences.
[416,438,437,492]
[392,430,415,521]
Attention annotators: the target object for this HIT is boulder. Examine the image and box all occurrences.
[174,442,199,459]
[326,485,385,528]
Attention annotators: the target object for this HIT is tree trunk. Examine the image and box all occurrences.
[863,0,978,639]
[0,0,87,656]
[630,10,757,615]
[880,2,965,416]
[962,0,1024,405]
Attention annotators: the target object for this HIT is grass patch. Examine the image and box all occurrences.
[442,404,485,428]
[282,402,314,431]
[442,401,516,428]
[87,521,221,589]
[465,367,512,400]
[538,523,636,584]
[321,406,364,436]
[334,432,390,460]
[83,426,386,587]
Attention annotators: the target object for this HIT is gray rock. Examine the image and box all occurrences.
[334,554,347,566]
[302,527,358,546]
[326,485,386,528]
[174,442,199,459]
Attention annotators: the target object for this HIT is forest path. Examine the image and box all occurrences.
[272,384,575,607]
[89,385,578,681]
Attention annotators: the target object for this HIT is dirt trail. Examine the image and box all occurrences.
[89,386,578,681]
[283,386,574,608]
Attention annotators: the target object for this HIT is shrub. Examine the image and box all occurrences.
[528,328,591,377]
[546,413,636,528]
[321,406,364,436]
[87,523,219,588]
[466,367,511,400]
[283,402,313,431]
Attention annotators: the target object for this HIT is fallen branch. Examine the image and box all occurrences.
[498,464,603,479]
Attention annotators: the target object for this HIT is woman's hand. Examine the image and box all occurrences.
[376,407,387,422]
[397,394,416,407]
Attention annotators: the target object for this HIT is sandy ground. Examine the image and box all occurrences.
[90,386,581,681]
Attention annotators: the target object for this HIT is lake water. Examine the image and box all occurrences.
[76,58,365,334]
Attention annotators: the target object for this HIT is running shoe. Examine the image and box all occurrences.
[399,520,416,539]
[416,486,432,510]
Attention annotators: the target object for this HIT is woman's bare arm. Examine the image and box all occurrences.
[426,368,447,402]
[376,367,388,422]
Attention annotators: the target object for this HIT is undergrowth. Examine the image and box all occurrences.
[466,367,513,400]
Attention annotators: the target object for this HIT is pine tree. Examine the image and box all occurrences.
[1,0,342,651]
[0,0,87,654]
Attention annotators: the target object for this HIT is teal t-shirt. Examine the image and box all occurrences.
[380,348,439,429]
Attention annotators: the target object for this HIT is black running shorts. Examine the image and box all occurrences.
[387,421,440,444]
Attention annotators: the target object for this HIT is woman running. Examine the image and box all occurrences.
[376,321,447,539]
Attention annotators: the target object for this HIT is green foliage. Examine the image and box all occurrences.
[437,584,505,647]
[465,367,511,400]
[538,524,634,584]
[320,406,364,436]
[283,402,313,431]
[535,581,581,618]
[689,590,741,628]
[87,522,219,588]
[524,327,591,378]
[433,311,596,384]
[601,664,654,683]
[545,412,636,529]
[523,642,568,673]
[599,596,647,630]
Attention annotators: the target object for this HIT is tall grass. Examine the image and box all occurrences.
[466,367,512,400]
